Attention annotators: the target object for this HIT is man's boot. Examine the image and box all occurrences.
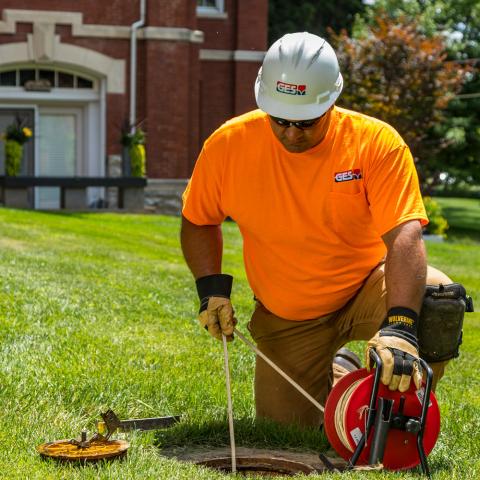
[332,347,361,385]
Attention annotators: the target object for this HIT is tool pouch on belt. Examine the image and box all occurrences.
[418,283,474,363]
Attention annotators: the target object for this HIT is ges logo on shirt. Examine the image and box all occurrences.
[334,169,362,183]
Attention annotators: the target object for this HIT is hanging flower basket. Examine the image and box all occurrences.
[3,117,33,177]
[120,123,146,177]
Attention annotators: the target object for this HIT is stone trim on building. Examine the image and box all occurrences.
[0,9,204,43]
[200,49,265,62]
[140,27,203,43]
[0,40,125,94]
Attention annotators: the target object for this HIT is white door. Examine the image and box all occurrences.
[37,108,83,209]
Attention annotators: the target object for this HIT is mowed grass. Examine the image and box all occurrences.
[435,196,480,243]
[0,207,478,479]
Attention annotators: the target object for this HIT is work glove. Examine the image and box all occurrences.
[195,274,237,341]
[366,307,422,392]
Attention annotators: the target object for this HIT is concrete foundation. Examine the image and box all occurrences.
[63,187,87,209]
[121,187,145,211]
[4,187,30,209]
[145,179,188,215]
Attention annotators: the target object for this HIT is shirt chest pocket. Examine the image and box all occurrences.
[328,190,375,242]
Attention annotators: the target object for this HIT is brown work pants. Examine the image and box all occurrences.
[247,264,452,428]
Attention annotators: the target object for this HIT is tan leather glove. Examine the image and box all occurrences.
[196,274,237,341]
[365,307,423,393]
[198,296,237,341]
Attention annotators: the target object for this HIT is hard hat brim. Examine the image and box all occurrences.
[254,74,343,120]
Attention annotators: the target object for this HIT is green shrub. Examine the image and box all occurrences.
[423,196,449,236]
[5,139,23,176]
[121,125,146,177]
[129,143,146,177]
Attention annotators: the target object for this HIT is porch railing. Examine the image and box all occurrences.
[0,176,147,210]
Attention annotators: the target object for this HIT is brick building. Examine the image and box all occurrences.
[0,1,268,209]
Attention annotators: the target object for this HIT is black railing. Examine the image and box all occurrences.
[0,176,147,210]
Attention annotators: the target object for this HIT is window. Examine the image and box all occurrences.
[0,71,16,86]
[0,68,95,90]
[77,76,93,89]
[197,0,226,17]
[58,72,74,88]
[20,69,35,87]
[198,0,218,6]
[39,69,55,85]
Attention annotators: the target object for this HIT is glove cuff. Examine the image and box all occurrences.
[379,329,419,350]
[196,274,233,313]
[381,306,418,336]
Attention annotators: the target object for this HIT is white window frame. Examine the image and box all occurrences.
[196,0,227,19]
[0,65,98,92]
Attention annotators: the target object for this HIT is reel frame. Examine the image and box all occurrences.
[347,350,434,479]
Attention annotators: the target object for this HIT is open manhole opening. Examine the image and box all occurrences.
[197,456,316,477]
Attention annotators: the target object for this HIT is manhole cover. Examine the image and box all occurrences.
[37,438,129,462]
[197,456,316,476]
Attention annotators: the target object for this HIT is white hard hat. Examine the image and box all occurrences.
[255,32,343,120]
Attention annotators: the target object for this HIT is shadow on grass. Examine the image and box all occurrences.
[28,210,112,219]
[155,417,329,453]
[445,227,480,244]
[155,418,469,476]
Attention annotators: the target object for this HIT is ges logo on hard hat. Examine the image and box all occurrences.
[276,81,306,95]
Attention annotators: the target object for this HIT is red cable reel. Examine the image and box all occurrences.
[324,352,440,476]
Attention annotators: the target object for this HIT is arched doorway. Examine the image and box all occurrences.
[0,64,105,208]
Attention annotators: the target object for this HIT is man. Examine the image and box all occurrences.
[181,32,471,427]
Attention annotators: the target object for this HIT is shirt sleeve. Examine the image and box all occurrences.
[182,143,226,225]
[365,144,428,236]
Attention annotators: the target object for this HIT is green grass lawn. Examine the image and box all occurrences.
[0,207,478,479]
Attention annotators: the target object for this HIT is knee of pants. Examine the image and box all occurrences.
[254,356,329,428]
[426,265,453,285]
[423,361,447,392]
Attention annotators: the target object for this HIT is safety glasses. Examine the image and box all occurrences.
[269,115,322,130]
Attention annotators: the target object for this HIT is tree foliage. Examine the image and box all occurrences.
[359,0,480,190]
[331,12,470,191]
[268,0,365,44]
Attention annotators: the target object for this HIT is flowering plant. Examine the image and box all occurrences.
[4,116,32,145]
[3,116,33,176]
[120,120,146,177]
[120,125,145,148]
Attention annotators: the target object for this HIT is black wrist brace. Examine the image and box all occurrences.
[195,274,233,313]
[380,306,419,348]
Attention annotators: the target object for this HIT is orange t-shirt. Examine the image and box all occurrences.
[182,107,428,320]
